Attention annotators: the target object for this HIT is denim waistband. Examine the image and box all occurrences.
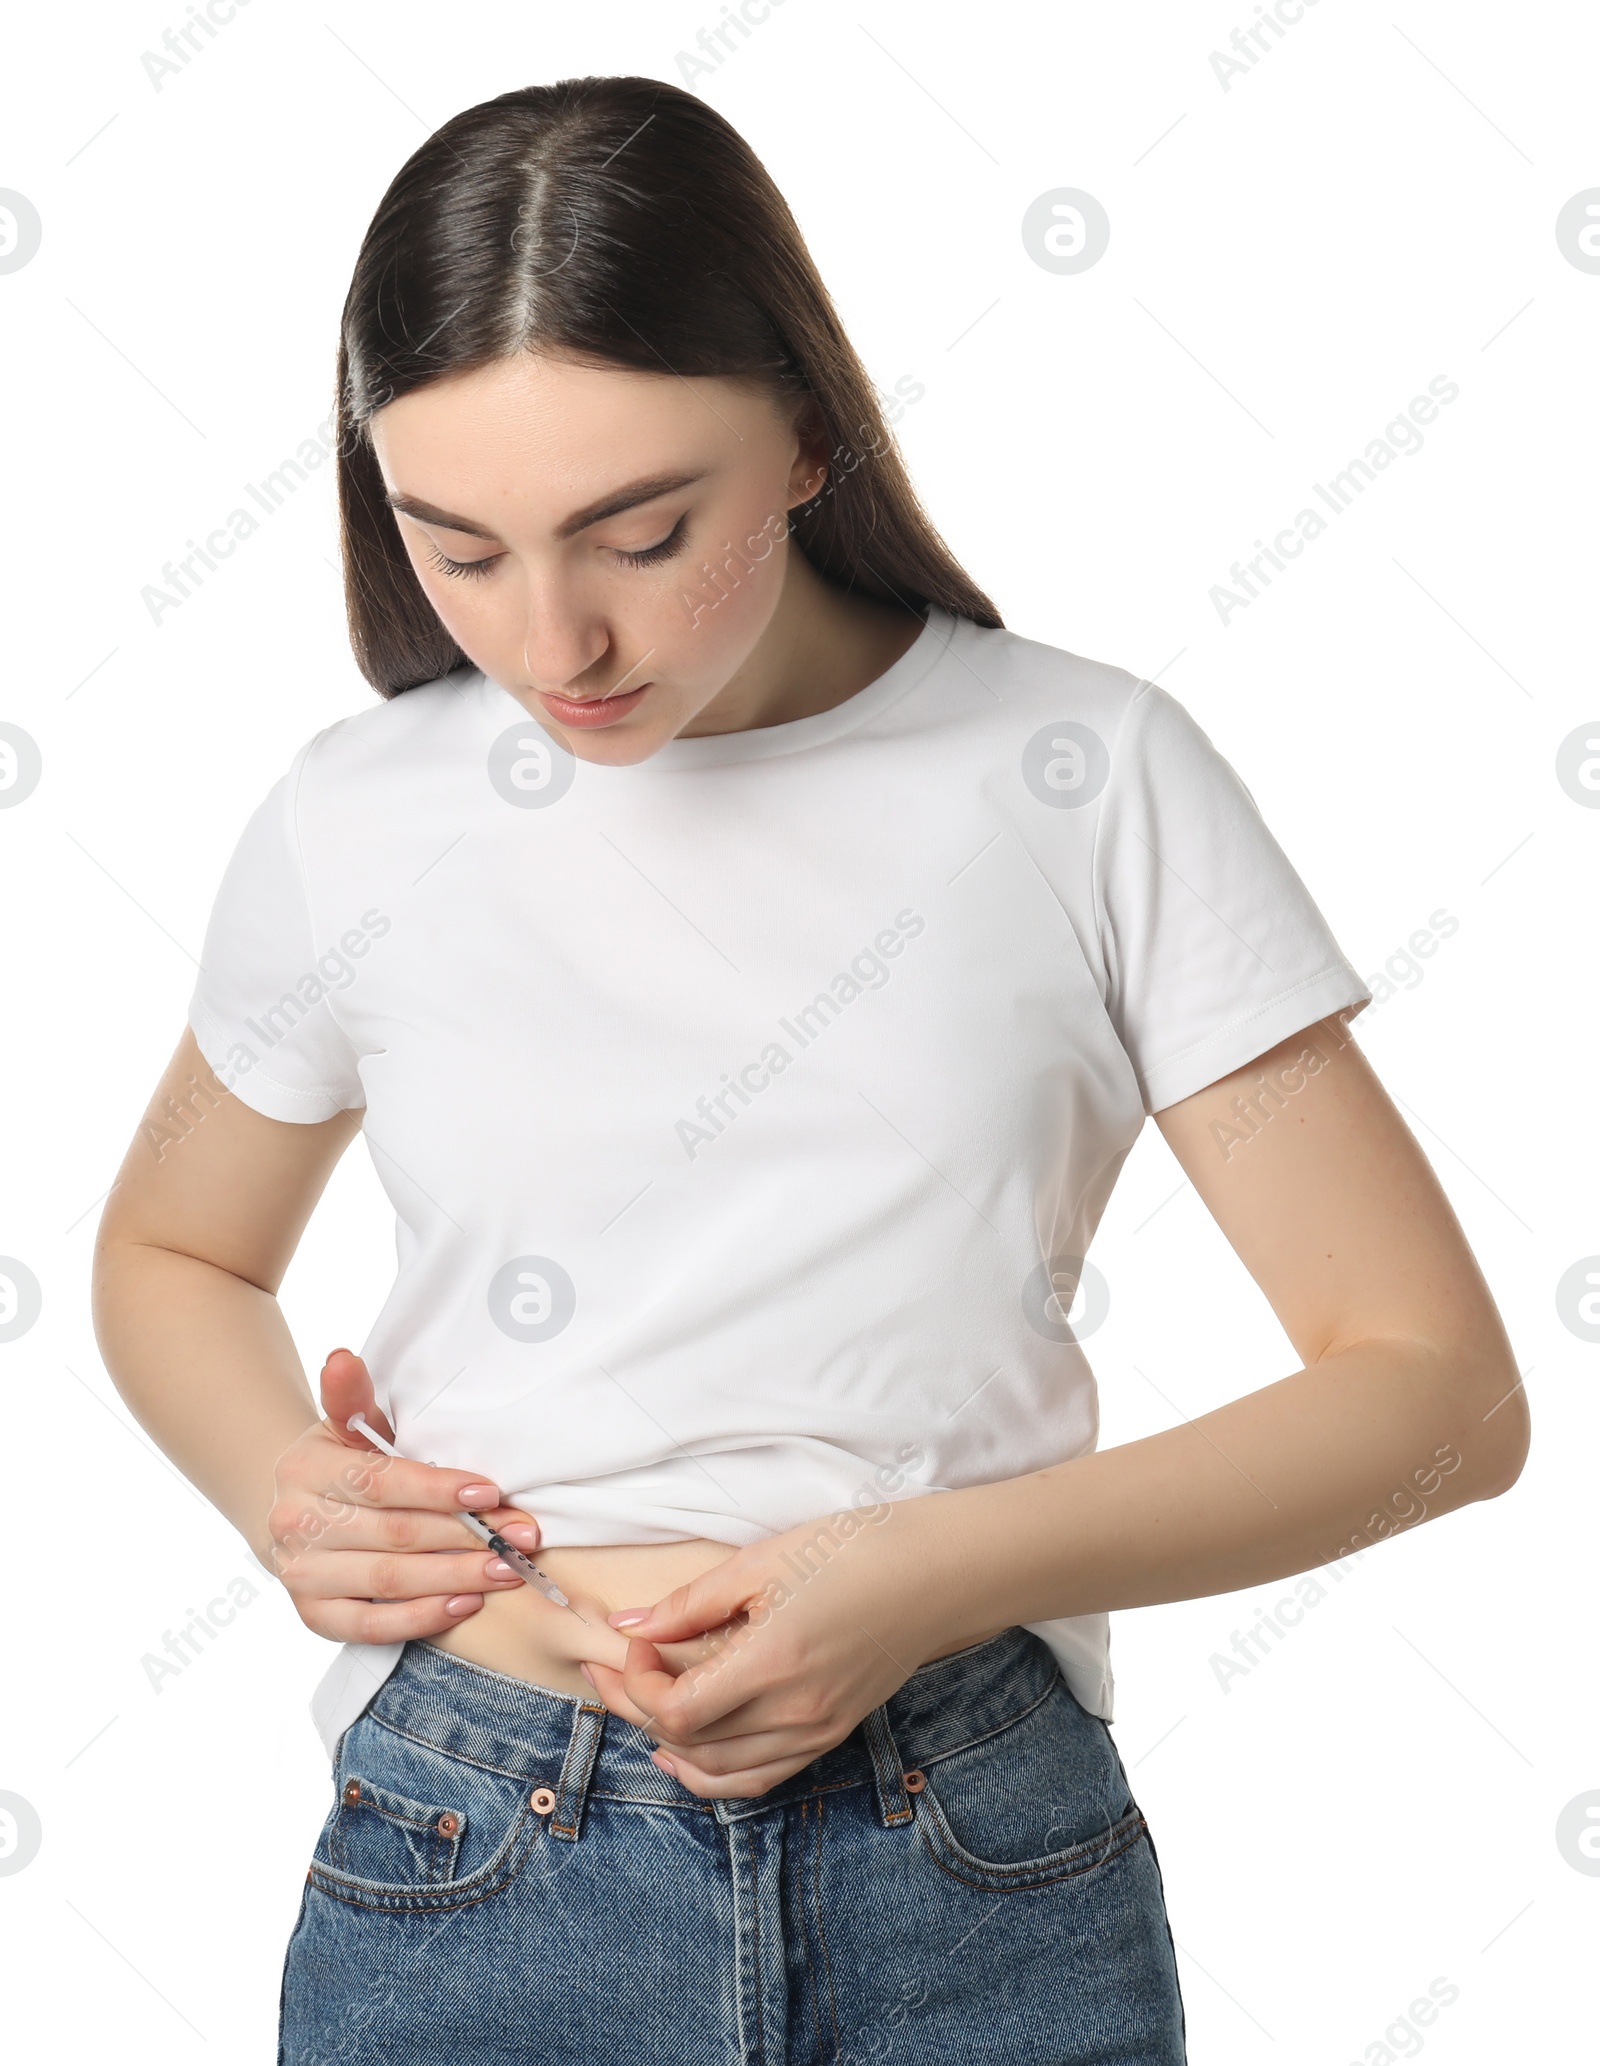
[358,1624,1061,1833]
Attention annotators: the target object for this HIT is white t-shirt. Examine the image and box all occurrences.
[187,604,1371,1760]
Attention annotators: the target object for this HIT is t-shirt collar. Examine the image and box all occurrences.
[479,604,960,773]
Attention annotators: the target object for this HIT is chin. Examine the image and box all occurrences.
[555,720,675,766]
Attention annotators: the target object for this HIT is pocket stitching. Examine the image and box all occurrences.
[359,1709,559,1787]
[313,1757,542,1914]
[311,1793,541,1913]
[326,1779,466,1881]
[901,1668,1062,1771]
[918,1797,1148,1893]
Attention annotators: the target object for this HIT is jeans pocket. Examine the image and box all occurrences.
[912,1674,1148,1894]
[325,1774,468,1884]
[308,1715,542,1913]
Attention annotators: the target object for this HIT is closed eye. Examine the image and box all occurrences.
[610,514,689,568]
[424,544,500,581]
[421,511,691,581]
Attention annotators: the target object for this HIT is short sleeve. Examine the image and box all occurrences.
[1093,681,1371,1114]
[187,734,367,1123]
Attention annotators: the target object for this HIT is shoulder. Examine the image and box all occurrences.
[284,668,499,818]
[297,667,490,774]
[942,614,1157,749]
[931,616,1190,801]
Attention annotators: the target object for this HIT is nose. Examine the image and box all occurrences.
[521,599,611,699]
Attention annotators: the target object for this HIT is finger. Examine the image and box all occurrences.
[479,1507,541,1548]
[661,1624,776,1740]
[277,1429,501,1524]
[264,1498,546,1592]
[617,1637,688,1733]
[314,1441,504,1517]
[579,1647,707,1737]
[314,1350,507,1515]
[271,1502,508,1560]
[582,1641,771,1743]
[616,1635,760,1741]
[582,1628,756,1743]
[296,1590,492,1646]
[607,1563,761,1646]
[323,1502,541,1554]
[591,1623,763,1743]
[579,1656,670,1733]
[282,1547,533,1603]
[319,1348,387,1444]
[268,1489,500,1580]
[586,1650,803,1762]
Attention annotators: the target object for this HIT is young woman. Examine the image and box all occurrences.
[93,74,1527,2066]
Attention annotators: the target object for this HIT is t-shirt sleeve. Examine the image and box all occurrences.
[1093,680,1371,1114]
[187,734,367,1123]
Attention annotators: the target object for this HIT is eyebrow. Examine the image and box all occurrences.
[386,469,710,544]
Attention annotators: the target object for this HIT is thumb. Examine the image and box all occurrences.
[319,1347,390,1447]
[607,1558,762,1643]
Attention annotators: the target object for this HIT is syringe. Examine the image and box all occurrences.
[347,1413,588,1625]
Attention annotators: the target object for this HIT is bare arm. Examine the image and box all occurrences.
[92,1027,360,1565]
[92,1027,535,1636]
[596,1010,1532,1794]
[882,1008,1530,1638]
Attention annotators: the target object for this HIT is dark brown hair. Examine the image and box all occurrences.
[334,74,1002,697]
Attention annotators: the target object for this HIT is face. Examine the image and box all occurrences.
[367,354,825,765]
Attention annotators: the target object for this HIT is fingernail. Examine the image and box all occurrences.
[651,1752,677,1777]
[445,1595,479,1614]
[609,1609,648,1628]
[458,1483,499,1506]
[486,1559,516,1580]
[579,1663,595,1685]
[498,1523,539,1548]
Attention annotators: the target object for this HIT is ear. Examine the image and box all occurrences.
[785,395,831,510]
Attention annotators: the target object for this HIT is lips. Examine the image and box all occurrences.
[536,682,652,729]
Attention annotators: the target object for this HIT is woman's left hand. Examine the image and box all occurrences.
[580,1503,952,1798]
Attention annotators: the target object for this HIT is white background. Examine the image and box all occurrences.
[1,1,1595,2058]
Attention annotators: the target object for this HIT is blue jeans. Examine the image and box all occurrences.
[279,1625,1187,2063]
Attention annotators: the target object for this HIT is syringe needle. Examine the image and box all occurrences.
[347,1414,589,1625]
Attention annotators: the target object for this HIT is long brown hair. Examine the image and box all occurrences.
[333,74,1002,698]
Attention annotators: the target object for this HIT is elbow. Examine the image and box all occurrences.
[1374,1334,1530,1510]
[1451,1344,1530,1504]
[1475,1375,1531,1501]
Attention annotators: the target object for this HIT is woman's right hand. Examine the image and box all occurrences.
[266,1347,539,1644]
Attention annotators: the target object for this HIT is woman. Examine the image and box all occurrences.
[93,74,1527,2065]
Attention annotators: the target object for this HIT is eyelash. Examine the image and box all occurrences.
[613,514,690,568]
[423,514,691,582]
[424,544,497,581]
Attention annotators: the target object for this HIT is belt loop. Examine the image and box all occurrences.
[548,1699,608,1842]
[861,1703,914,1826]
